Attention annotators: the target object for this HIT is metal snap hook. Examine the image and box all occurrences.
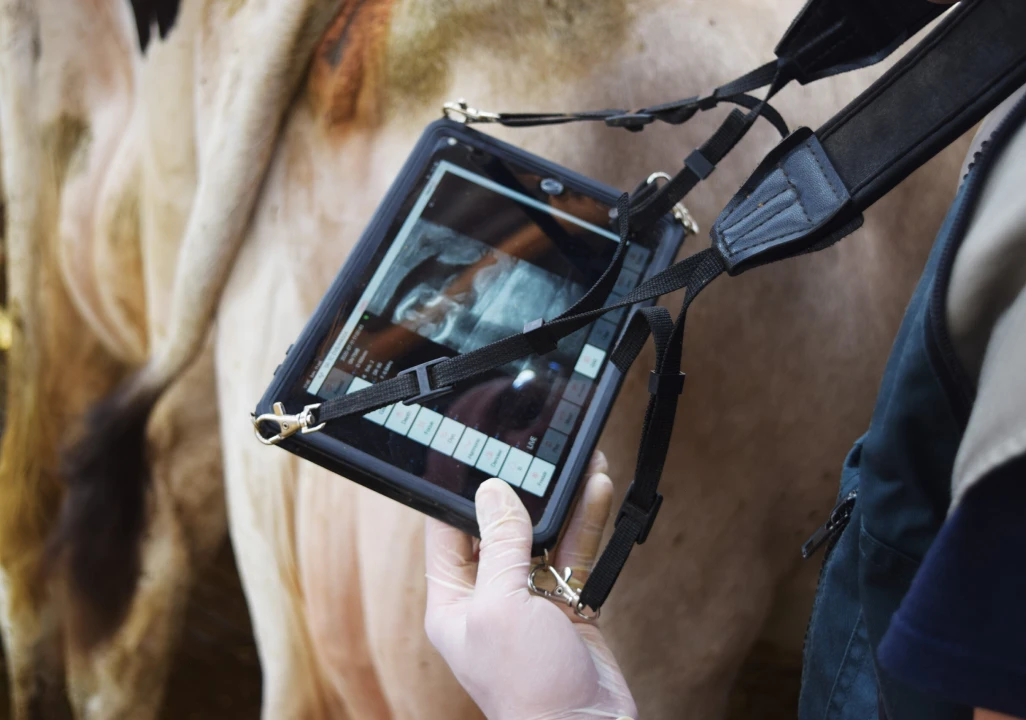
[528,561,601,621]
[442,99,501,124]
[252,402,324,446]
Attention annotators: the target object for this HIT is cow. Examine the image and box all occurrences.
[0,0,966,718]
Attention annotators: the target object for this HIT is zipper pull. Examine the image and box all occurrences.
[801,489,858,559]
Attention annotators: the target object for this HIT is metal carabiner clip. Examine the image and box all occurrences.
[528,562,601,621]
[442,98,501,124]
[252,401,325,446]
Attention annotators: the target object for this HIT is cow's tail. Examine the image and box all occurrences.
[50,0,344,648]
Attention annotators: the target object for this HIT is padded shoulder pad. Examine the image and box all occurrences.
[711,128,860,275]
[775,0,944,84]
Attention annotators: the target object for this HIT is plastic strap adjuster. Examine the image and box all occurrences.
[685,149,715,179]
[604,112,655,130]
[398,357,453,405]
[648,370,686,396]
[615,483,663,544]
[523,318,559,355]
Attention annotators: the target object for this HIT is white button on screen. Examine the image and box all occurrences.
[573,343,606,380]
[384,402,419,435]
[453,427,488,465]
[348,377,372,392]
[522,457,557,496]
[430,417,466,456]
[498,448,533,487]
[475,437,510,476]
[347,376,393,425]
[407,407,443,446]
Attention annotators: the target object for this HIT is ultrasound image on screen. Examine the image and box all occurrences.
[364,218,588,367]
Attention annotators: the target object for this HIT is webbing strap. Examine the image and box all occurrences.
[448,84,791,138]
[580,250,724,609]
[310,241,719,423]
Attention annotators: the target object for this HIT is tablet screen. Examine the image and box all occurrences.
[298,143,653,521]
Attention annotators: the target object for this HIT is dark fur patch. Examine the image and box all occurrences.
[130,0,182,52]
[47,375,160,649]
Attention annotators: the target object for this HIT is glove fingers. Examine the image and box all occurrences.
[424,517,477,606]
[554,472,614,584]
[473,478,534,600]
[587,450,609,476]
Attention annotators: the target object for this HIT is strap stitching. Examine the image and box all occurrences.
[718,180,791,234]
[721,181,803,248]
[784,169,812,223]
[723,154,826,256]
[809,141,841,201]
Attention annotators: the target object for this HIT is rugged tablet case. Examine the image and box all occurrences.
[254,118,685,551]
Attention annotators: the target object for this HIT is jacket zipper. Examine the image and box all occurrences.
[801,488,858,559]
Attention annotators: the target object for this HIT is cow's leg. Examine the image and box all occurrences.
[63,342,226,720]
[0,2,82,715]
[349,493,484,720]
[295,474,396,719]
[216,248,343,720]
[0,576,63,720]
[0,2,49,715]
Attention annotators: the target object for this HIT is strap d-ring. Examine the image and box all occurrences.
[646,171,700,235]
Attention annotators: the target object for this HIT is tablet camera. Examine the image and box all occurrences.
[539,178,564,196]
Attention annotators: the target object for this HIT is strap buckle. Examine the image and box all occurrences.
[442,98,500,124]
[528,560,600,621]
[252,402,324,446]
[523,318,559,355]
[615,482,663,544]
[604,112,654,131]
[398,357,453,405]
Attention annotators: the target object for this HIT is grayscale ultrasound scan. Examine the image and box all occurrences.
[365,218,589,368]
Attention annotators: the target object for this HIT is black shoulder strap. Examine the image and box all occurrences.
[774,0,945,85]
[713,0,1026,274]
[258,0,1026,614]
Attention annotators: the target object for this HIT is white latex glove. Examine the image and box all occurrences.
[425,452,637,720]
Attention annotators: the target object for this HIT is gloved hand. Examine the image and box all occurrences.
[424,452,637,720]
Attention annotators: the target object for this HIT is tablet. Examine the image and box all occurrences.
[255,119,686,549]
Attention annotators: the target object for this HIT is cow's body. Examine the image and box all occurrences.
[0,0,965,718]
